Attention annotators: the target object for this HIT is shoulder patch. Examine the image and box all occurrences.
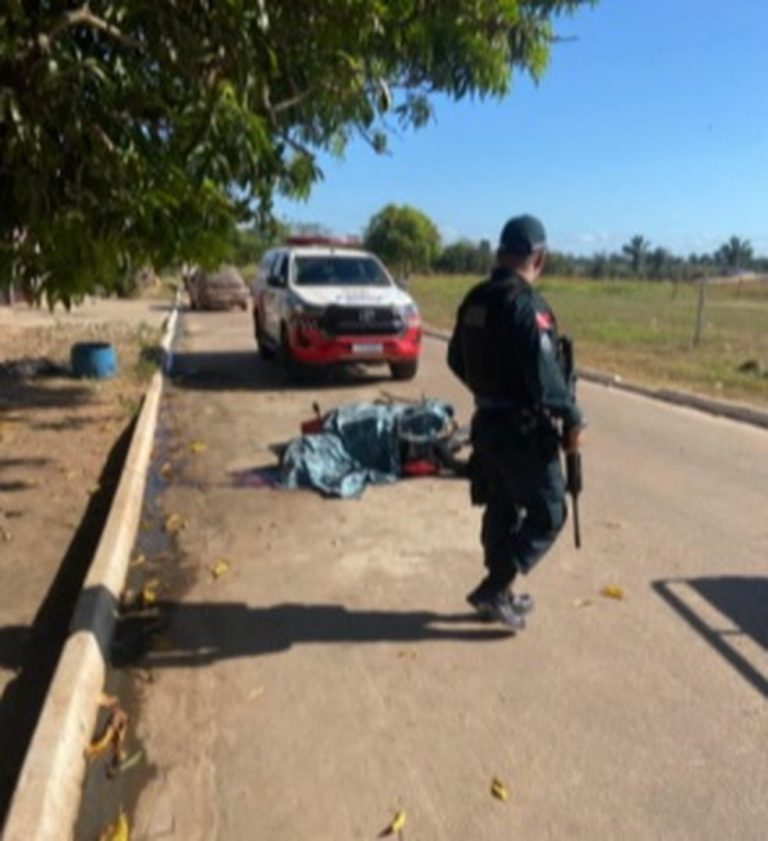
[535,311,553,331]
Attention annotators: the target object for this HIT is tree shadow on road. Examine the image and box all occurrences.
[652,575,767,698]
[113,599,514,668]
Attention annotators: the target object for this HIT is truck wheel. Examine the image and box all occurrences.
[281,325,308,381]
[389,360,418,381]
[254,313,276,360]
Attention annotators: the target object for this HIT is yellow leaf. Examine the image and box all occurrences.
[85,724,116,760]
[97,692,118,708]
[210,559,230,579]
[140,577,160,606]
[390,810,407,833]
[164,512,185,533]
[600,585,625,600]
[491,777,509,802]
[98,809,129,841]
[189,441,207,454]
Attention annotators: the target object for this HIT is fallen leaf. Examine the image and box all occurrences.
[85,704,128,768]
[189,441,207,454]
[0,526,11,542]
[600,585,625,600]
[129,553,146,568]
[159,462,173,479]
[573,598,593,608]
[396,649,417,659]
[140,578,160,606]
[210,559,230,580]
[98,809,129,841]
[491,777,509,802]
[164,512,185,533]
[97,692,118,708]
[380,810,407,836]
[118,749,144,775]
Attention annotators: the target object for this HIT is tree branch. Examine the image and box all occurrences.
[45,5,142,51]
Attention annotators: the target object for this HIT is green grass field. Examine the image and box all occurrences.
[408,275,768,408]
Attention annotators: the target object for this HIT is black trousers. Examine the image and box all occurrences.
[471,411,567,590]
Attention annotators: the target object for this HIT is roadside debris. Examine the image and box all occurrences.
[189,440,208,454]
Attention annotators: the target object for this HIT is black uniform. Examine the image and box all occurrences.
[447,266,583,592]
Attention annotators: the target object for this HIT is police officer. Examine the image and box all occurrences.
[447,214,584,630]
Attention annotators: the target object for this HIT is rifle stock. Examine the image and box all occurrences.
[565,450,582,549]
[559,335,583,549]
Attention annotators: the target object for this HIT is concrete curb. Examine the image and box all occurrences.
[424,327,768,431]
[2,303,179,841]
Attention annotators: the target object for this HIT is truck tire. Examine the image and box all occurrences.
[389,360,418,381]
[281,324,308,381]
[254,313,276,360]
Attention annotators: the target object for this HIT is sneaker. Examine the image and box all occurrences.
[467,584,534,616]
[466,589,526,631]
[510,592,535,615]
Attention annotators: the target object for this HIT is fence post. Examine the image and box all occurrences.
[691,275,708,347]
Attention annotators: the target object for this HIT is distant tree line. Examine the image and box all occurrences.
[544,234,765,281]
[227,206,766,283]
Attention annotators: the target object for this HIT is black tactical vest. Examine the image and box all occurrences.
[456,271,529,401]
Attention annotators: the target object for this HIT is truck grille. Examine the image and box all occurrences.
[320,305,403,336]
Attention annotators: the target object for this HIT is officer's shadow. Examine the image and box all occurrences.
[113,600,514,668]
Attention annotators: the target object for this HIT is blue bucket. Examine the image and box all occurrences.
[70,342,118,379]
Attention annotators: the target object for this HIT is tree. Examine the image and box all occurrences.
[364,205,440,277]
[622,235,651,277]
[715,236,754,272]
[435,238,493,274]
[648,246,672,280]
[0,1,594,305]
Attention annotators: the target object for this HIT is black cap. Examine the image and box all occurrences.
[499,215,547,257]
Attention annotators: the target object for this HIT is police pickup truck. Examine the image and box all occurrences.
[250,238,422,380]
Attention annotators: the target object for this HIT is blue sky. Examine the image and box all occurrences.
[275,0,768,258]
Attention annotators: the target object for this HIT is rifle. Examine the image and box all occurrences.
[558,336,582,549]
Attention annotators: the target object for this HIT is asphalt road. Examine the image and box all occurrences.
[124,307,767,840]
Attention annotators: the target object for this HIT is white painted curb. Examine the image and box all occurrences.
[2,302,179,841]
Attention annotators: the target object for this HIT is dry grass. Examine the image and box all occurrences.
[409,274,768,408]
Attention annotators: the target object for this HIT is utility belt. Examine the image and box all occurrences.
[474,398,556,437]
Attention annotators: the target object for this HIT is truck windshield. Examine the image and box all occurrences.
[293,256,391,287]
